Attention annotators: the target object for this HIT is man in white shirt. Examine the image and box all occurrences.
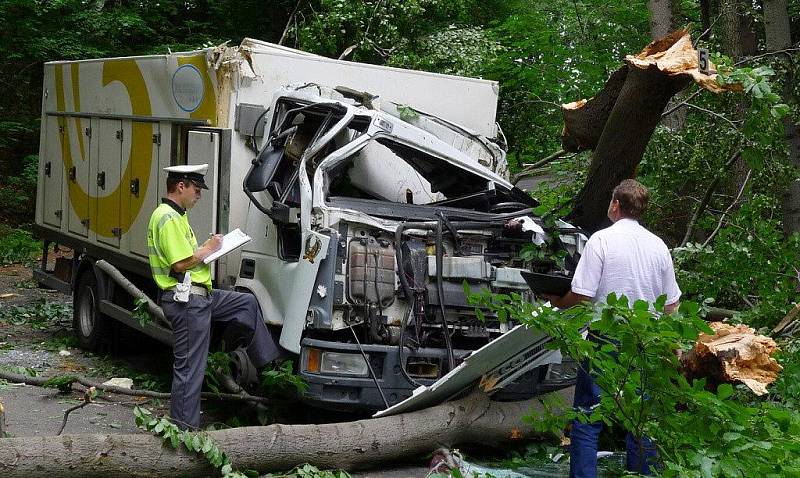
[545,179,680,478]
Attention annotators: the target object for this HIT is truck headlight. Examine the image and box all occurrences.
[304,348,369,377]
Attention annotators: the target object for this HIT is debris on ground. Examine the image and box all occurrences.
[101,377,133,389]
[681,321,782,395]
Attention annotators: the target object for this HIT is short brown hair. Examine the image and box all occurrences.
[166,177,188,193]
[612,179,649,219]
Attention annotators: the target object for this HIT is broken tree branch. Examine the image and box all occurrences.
[683,102,742,129]
[661,88,703,118]
[278,0,304,46]
[563,28,743,232]
[0,387,573,478]
[57,387,96,436]
[0,370,271,405]
[680,148,742,246]
[681,322,782,396]
[701,169,751,247]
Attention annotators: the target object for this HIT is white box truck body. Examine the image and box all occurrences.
[34,40,581,411]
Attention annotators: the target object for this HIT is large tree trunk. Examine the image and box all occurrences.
[649,0,688,130]
[764,0,800,232]
[563,29,740,233]
[719,0,755,203]
[0,388,572,478]
[569,64,689,232]
[648,0,672,39]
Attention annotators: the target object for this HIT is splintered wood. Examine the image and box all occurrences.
[681,322,782,396]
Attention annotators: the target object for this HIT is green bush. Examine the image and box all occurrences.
[0,154,39,224]
[673,194,800,330]
[469,289,800,477]
[0,225,42,266]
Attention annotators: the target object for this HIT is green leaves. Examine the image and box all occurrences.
[469,289,800,476]
[261,360,308,395]
[132,298,151,328]
[42,375,78,393]
[133,406,248,478]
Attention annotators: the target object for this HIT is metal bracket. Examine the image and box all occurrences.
[44,162,51,177]
[130,177,140,196]
[69,166,76,181]
[80,218,90,228]
[115,129,123,141]
[152,133,161,145]
[96,171,106,190]
[85,127,92,137]
[111,227,122,238]
[54,210,63,219]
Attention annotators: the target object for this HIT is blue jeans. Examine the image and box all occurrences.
[569,361,658,477]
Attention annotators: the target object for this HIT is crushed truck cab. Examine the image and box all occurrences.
[33,39,585,413]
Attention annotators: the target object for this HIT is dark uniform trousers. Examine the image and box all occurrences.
[161,288,281,429]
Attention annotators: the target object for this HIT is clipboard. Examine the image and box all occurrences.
[203,228,252,264]
[520,271,572,296]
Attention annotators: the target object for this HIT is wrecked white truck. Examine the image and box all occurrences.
[33,39,584,412]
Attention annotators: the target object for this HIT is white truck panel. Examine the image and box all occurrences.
[36,39,501,283]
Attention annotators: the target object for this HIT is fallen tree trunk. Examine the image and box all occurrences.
[0,387,572,478]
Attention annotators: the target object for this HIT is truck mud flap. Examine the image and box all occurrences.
[373,324,561,418]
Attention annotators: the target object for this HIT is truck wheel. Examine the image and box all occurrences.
[73,270,109,351]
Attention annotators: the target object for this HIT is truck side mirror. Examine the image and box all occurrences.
[245,144,286,193]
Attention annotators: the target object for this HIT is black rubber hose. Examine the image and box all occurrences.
[398,298,423,388]
[436,216,456,372]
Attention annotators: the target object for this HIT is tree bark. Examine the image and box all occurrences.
[719,0,753,204]
[0,388,572,478]
[568,65,689,232]
[763,0,800,233]
[648,0,689,130]
[699,0,712,41]
[648,0,673,40]
[561,67,629,153]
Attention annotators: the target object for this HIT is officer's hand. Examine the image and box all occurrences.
[205,234,223,252]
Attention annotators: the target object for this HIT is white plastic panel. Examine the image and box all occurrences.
[66,116,91,236]
[127,122,160,258]
[93,119,122,248]
[186,130,219,241]
[41,116,64,228]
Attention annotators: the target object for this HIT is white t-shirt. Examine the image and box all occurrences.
[571,218,681,306]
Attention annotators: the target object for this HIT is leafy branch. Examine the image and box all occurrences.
[134,406,252,478]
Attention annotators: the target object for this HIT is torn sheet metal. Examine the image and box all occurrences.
[373,324,561,418]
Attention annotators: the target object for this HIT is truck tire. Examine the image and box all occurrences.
[73,270,110,351]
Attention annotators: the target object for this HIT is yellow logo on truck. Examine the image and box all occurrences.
[55,60,153,238]
[54,55,216,238]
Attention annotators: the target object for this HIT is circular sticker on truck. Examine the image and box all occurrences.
[172,64,205,112]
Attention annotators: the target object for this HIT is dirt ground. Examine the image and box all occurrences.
[0,261,433,476]
[0,261,174,437]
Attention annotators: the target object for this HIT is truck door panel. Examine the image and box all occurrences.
[66,116,91,237]
[186,130,219,239]
[127,122,160,258]
[92,119,122,248]
[42,116,64,228]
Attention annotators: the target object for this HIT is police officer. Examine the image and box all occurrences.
[147,164,281,430]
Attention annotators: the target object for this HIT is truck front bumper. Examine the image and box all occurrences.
[298,337,577,412]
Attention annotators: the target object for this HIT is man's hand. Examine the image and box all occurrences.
[172,234,224,273]
[204,234,223,253]
[542,291,592,309]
